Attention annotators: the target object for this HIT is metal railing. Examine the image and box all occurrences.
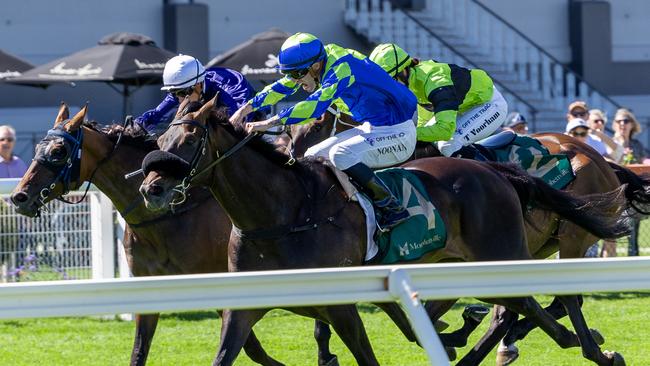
[1,257,649,365]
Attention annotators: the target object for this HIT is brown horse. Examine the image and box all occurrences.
[291,116,648,365]
[9,104,285,366]
[138,97,629,366]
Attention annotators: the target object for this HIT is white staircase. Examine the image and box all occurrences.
[344,0,621,132]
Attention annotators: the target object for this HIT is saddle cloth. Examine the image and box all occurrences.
[479,134,575,190]
[360,168,447,264]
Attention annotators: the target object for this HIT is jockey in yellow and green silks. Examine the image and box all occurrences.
[369,43,508,158]
[230,33,418,230]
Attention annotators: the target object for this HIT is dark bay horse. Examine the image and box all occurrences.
[9,104,285,366]
[138,97,630,366]
[291,115,648,365]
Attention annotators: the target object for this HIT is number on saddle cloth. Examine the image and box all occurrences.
[366,168,447,265]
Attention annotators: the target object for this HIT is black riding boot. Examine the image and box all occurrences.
[343,163,410,231]
[453,145,488,161]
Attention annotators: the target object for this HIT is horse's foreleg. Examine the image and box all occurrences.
[213,309,268,366]
[456,305,517,366]
[503,296,568,345]
[324,305,380,366]
[130,313,160,366]
[242,329,286,366]
[314,320,339,366]
[438,304,490,348]
[558,295,624,366]
[491,297,580,349]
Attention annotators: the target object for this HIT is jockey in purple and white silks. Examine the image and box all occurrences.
[135,55,258,132]
[230,32,418,230]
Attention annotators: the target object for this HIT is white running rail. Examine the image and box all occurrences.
[2,257,650,365]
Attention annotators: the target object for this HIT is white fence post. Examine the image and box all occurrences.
[91,192,114,280]
[388,268,450,366]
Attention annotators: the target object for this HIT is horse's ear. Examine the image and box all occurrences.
[175,96,191,119]
[64,103,88,132]
[54,102,70,126]
[198,92,218,119]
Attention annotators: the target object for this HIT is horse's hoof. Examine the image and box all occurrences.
[496,344,519,366]
[434,319,450,332]
[462,304,490,323]
[321,355,339,366]
[590,328,605,345]
[604,350,626,366]
[445,347,457,361]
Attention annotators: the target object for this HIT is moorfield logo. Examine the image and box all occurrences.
[241,54,280,75]
[134,59,165,69]
[49,62,102,77]
[0,70,21,79]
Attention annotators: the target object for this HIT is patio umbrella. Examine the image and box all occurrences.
[0,49,34,81]
[207,28,289,82]
[6,32,176,117]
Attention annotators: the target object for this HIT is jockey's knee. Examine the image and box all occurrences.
[329,145,358,170]
[305,145,327,158]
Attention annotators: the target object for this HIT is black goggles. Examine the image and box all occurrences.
[281,68,310,80]
[172,86,195,98]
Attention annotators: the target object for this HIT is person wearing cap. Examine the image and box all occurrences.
[230,32,417,231]
[566,101,622,162]
[135,54,258,132]
[565,118,593,145]
[502,112,528,135]
[0,125,27,178]
[368,43,508,159]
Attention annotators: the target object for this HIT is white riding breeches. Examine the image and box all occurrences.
[304,119,417,170]
[437,86,508,157]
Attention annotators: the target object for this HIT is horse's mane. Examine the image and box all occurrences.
[82,121,159,151]
[184,101,322,171]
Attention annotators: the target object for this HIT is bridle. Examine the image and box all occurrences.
[165,118,259,207]
[32,118,127,214]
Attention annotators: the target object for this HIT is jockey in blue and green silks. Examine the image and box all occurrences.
[369,43,508,158]
[230,32,417,231]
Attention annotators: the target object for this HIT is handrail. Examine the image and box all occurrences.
[470,0,621,110]
[393,4,538,115]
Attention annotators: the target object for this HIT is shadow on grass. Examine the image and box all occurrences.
[161,310,220,321]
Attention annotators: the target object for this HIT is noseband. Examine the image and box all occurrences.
[32,119,127,213]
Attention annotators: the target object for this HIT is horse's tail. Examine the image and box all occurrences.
[487,162,631,239]
[607,161,650,215]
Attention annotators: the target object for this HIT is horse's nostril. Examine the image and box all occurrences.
[11,191,29,205]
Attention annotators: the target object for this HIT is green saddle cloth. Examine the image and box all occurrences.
[368,168,447,265]
[491,135,575,190]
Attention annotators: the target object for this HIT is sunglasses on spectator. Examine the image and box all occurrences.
[0,137,15,142]
[281,68,310,80]
[615,118,632,125]
[172,86,195,98]
[570,130,589,137]
[592,119,604,124]
[571,111,588,117]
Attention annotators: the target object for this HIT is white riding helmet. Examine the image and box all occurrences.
[161,55,206,91]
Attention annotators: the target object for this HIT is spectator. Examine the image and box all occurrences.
[566,101,609,155]
[0,125,28,178]
[612,108,646,164]
[502,112,528,134]
[587,109,624,162]
[565,118,590,143]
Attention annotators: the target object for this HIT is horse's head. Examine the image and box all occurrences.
[11,103,90,217]
[139,95,219,211]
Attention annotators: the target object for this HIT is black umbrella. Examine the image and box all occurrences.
[207,28,289,82]
[0,49,34,81]
[7,32,176,117]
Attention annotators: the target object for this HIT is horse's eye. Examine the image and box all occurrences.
[184,134,198,145]
[313,124,323,132]
[50,147,67,160]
